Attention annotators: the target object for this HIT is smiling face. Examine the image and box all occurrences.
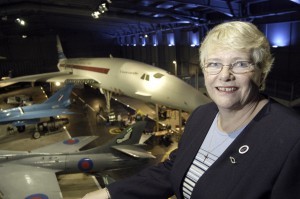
[203,48,262,111]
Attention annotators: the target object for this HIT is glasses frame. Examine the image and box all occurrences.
[202,61,256,75]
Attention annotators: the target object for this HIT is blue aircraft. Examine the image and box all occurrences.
[0,83,75,136]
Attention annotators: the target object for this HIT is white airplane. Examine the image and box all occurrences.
[0,36,211,113]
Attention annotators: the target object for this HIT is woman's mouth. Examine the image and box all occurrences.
[216,87,238,92]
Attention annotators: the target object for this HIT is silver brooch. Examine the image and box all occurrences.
[239,145,249,154]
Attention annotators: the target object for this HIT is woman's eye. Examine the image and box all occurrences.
[234,61,249,68]
[207,63,221,68]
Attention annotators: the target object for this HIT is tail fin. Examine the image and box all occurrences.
[88,121,155,158]
[56,35,67,61]
[43,83,74,107]
[108,121,146,146]
[109,121,155,158]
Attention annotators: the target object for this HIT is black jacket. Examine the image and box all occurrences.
[108,100,300,199]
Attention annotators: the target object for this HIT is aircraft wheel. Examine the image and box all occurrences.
[7,127,15,135]
[17,125,26,133]
[33,132,41,139]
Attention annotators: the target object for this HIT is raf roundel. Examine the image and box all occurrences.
[63,138,80,145]
[25,193,49,199]
[78,158,94,172]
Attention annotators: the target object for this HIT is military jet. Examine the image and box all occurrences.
[0,121,154,199]
[0,83,74,135]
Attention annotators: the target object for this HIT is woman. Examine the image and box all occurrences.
[83,21,300,199]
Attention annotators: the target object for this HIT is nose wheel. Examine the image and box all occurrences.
[32,131,41,139]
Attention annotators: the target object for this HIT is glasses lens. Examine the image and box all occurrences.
[204,63,222,74]
[231,61,253,74]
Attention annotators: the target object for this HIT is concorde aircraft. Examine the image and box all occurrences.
[0,121,153,199]
[0,36,211,113]
[0,83,74,136]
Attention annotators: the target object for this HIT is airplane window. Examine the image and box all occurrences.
[141,74,150,81]
[153,73,164,78]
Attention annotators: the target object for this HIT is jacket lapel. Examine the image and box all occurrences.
[171,104,218,198]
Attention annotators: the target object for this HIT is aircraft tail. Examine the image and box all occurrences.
[106,121,156,158]
[108,121,146,146]
[43,83,74,107]
[56,35,67,61]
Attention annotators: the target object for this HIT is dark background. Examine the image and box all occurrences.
[0,0,299,101]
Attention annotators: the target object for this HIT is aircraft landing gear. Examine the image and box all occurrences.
[100,88,112,113]
[32,131,41,139]
[7,126,16,135]
[33,118,69,139]
[17,125,25,133]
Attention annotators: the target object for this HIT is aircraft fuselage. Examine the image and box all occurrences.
[0,151,142,173]
[58,58,210,112]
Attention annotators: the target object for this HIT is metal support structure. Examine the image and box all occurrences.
[178,109,182,134]
[155,104,159,132]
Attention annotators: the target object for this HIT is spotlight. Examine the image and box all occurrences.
[92,2,109,19]
[15,18,26,26]
[99,3,108,13]
[91,11,101,19]
[55,82,61,86]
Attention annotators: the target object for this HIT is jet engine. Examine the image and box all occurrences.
[34,118,69,139]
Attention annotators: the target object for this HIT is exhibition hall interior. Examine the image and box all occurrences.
[0,0,300,198]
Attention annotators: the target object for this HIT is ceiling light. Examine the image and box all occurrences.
[99,3,108,12]
[92,2,109,19]
[290,0,300,4]
[15,18,26,26]
[91,11,101,19]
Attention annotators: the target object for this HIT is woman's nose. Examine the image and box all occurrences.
[218,65,234,81]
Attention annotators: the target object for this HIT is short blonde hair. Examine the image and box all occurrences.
[199,21,274,90]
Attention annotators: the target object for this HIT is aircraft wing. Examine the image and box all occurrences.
[0,108,76,123]
[135,91,152,97]
[0,81,16,87]
[0,71,96,87]
[111,145,156,159]
[0,164,62,199]
[31,136,99,153]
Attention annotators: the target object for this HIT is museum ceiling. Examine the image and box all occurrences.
[0,0,299,39]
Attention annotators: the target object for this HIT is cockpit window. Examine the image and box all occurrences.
[153,73,164,79]
[145,74,149,81]
[140,73,150,81]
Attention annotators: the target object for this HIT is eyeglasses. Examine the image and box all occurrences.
[202,61,255,75]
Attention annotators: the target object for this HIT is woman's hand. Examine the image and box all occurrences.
[82,188,110,199]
